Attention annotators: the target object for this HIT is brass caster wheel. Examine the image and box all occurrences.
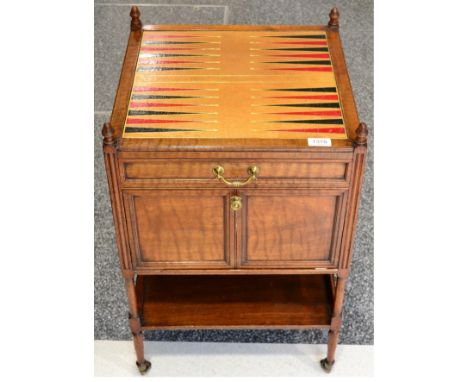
[320,358,334,373]
[136,359,152,374]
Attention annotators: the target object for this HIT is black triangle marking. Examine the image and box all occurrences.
[265,102,340,108]
[262,60,332,65]
[269,119,344,124]
[265,34,327,39]
[265,48,329,52]
[125,127,204,133]
[268,87,337,92]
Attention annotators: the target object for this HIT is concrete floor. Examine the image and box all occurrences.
[94,0,374,344]
[95,340,374,377]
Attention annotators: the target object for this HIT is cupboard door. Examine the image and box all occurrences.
[239,189,347,269]
[123,189,234,270]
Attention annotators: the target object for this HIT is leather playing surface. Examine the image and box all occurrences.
[123,30,348,139]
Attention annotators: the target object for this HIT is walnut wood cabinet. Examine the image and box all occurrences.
[102,6,368,374]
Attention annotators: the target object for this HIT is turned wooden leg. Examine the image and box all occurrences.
[321,275,347,373]
[125,275,151,374]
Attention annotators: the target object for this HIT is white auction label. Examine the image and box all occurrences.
[307,138,332,147]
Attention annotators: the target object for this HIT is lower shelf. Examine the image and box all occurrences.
[136,274,334,329]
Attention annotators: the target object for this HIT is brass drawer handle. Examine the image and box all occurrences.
[213,165,259,187]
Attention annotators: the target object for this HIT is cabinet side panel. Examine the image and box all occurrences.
[339,147,368,270]
[102,144,132,270]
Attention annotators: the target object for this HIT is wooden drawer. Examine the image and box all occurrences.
[119,158,350,188]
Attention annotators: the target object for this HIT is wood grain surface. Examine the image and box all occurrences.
[136,274,333,329]
[241,193,338,266]
[123,189,234,269]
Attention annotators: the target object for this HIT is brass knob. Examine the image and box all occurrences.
[230,196,242,211]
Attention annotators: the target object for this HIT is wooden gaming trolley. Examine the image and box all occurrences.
[102,6,368,374]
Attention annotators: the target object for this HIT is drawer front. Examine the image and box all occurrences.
[238,189,347,269]
[119,158,350,188]
[123,189,234,270]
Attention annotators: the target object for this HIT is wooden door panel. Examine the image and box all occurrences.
[240,189,346,268]
[124,190,233,269]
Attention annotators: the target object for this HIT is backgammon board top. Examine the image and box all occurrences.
[109,7,363,149]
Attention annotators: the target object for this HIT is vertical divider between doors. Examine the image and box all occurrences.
[228,190,239,269]
[232,191,237,268]
[233,189,243,269]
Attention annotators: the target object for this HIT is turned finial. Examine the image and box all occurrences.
[328,7,340,28]
[130,6,142,32]
[102,122,115,145]
[355,122,368,146]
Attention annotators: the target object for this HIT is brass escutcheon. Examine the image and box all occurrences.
[230,196,242,211]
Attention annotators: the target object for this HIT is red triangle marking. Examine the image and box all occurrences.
[140,47,196,51]
[270,41,328,46]
[267,95,339,100]
[143,35,201,39]
[269,127,345,133]
[130,102,203,107]
[269,111,342,116]
[269,67,333,72]
[132,87,196,92]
